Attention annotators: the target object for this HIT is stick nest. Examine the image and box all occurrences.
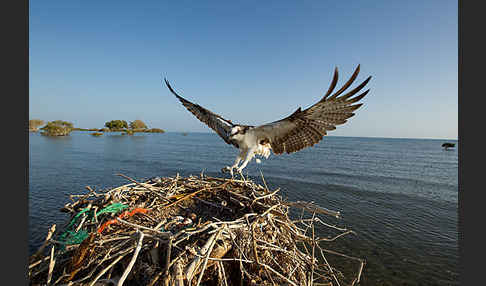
[29,173,364,286]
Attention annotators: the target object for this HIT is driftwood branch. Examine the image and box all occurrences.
[30,224,56,264]
[117,231,144,286]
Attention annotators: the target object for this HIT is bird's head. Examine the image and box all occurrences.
[229,125,248,142]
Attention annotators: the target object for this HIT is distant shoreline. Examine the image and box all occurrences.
[30,128,166,136]
[29,129,458,141]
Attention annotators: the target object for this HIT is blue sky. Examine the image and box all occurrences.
[29,0,457,139]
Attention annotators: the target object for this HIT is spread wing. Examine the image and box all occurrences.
[164,79,238,147]
[252,65,371,154]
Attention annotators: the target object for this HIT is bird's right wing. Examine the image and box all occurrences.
[164,79,238,147]
[251,65,371,154]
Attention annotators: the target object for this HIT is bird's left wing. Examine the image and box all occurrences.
[251,65,371,154]
[164,79,237,147]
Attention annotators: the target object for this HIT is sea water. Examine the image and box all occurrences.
[29,132,458,285]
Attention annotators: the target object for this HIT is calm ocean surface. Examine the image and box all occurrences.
[29,131,458,285]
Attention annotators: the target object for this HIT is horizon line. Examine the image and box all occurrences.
[66,129,457,141]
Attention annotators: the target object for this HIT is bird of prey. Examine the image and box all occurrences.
[164,65,371,176]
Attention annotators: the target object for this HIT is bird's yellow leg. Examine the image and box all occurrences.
[222,149,247,178]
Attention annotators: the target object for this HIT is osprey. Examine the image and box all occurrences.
[165,65,371,176]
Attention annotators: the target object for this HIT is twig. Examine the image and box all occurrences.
[251,221,260,265]
[116,217,170,238]
[164,236,173,277]
[259,170,270,194]
[87,253,127,286]
[116,173,170,202]
[185,228,221,281]
[286,201,341,218]
[350,260,365,286]
[317,230,355,242]
[356,260,365,284]
[117,231,144,286]
[29,255,50,270]
[147,271,163,286]
[317,244,341,286]
[195,227,223,286]
[174,260,184,286]
[46,245,56,285]
[218,261,229,286]
[311,212,316,286]
[30,224,56,264]
[261,262,298,286]
[160,187,209,210]
[75,214,87,232]
[251,187,281,205]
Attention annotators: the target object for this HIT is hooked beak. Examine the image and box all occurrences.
[229,131,237,140]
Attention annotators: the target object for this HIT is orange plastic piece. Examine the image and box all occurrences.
[97,208,148,234]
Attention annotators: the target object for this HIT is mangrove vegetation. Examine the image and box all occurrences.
[31,119,165,136]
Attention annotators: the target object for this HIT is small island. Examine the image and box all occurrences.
[40,120,74,136]
[103,120,165,136]
[30,119,165,137]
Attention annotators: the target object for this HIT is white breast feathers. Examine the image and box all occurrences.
[255,143,272,159]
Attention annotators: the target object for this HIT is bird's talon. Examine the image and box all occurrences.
[221,166,232,173]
